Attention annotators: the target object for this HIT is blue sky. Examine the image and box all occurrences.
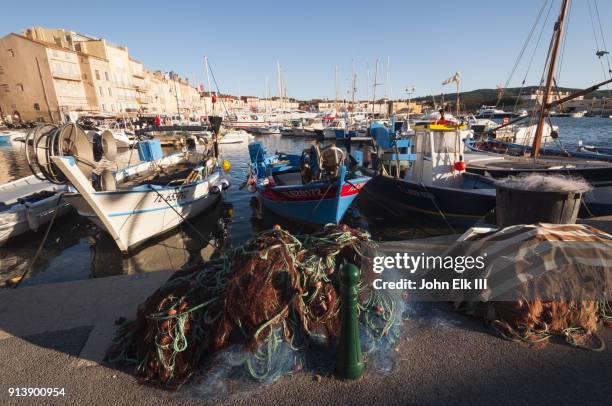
[1,0,611,100]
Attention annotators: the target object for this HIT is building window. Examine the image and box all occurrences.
[95,70,100,80]
[105,72,109,81]
[16,84,24,92]
[99,86,103,96]
[33,103,40,111]
[82,73,87,80]
[108,87,112,96]
[7,49,15,57]
[101,104,105,111]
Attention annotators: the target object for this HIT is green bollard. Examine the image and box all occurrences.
[336,263,364,380]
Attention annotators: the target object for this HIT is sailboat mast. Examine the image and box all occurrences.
[202,59,209,119]
[335,65,339,112]
[372,58,379,116]
[277,60,282,113]
[204,56,214,116]
[351,62,357,114]
[456,81,460,118]
[531,0,570,157]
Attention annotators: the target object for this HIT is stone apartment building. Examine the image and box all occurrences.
[0,27,205,123]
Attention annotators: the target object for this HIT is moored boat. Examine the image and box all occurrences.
[247,141,370,225]
[362,123,612,226]
[363,124,497,227]
[25,123,232,253]
[0,175,71,245]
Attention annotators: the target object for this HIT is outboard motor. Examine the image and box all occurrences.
[300,144,322,184]
[321,144,345,179]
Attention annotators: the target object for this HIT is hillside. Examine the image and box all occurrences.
[412,86,612,112]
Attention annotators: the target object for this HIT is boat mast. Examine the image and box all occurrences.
[204,56,214,117]
[202,59,209,119]
[372,58,379,117]
[456,74,460,118]
[335,65,339,113]
[277,60,282,114]
[351,60,357,115]
[531,0,570,157]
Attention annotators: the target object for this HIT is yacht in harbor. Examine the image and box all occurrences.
[474,105,516,119]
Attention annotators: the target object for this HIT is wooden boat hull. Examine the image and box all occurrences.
[63,186,220,252]
[53,156,227,253]
[364,171,612,224]
[364,173,496,227]
[256,176,370,225]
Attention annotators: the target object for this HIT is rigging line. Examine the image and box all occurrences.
[586,0,608,83]
[514,0,555,112]
[497,0,550,107]
[587,0,601,51]
[527,6,558,131]
[593,0,612,73]
[590,0,612,98]
[555,0,571,88]
[205,60,231,119]
[147,184,219,250]
[12,193,65,288]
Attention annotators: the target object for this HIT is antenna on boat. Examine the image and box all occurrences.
[531,0,571,158]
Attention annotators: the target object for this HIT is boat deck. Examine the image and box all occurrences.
[0,179,59,207]
[273,172,303,186]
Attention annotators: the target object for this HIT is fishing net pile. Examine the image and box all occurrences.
[106,224,403,388]
[446,223,612,351]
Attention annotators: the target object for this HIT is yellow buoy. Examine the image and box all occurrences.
[222,160,231,172]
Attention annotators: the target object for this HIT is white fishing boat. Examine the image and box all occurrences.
[569,110,587,118]
[53,150,230,253]
[25,123,232,253]
[0,175,71,245]
[474,105,515,119]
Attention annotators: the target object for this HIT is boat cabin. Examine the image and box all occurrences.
[375,124,468,187]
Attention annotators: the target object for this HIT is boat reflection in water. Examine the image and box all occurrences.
[90,201,232,278]
[0,212,92,286]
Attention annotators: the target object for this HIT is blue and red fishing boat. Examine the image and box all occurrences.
[247,142,371,225]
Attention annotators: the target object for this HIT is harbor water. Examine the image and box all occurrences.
[1,117,612,286]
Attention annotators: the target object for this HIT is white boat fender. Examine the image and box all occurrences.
[211,177,231,194]
[219,177,231,190]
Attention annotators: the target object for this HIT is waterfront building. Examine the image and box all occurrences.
[0,27,205,123]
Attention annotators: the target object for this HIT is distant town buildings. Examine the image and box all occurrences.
[317,100,422,115]
[0,26,424,124]
[0,27,208,122]
[519,89,583,105]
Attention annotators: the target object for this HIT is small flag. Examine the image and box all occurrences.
[442,72,461,86]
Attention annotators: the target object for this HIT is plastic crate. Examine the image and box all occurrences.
[138,140,163,162]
